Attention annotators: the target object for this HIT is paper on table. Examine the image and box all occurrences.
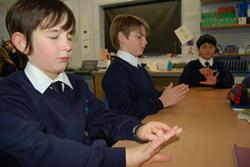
[174,25,193,45]
[237,112,250,123]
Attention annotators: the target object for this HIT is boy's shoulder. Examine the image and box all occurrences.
[0,71,27,86]
[188,59,199,64]
[66,72,89,88]
[66,72,84,81]
[0,71,31,96]
[105,57,137,77]
[185,59,200,67]
[213,59,224,66]
[110,57,137,69]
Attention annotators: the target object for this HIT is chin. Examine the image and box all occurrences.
[57,65,67,72]
[136,52,143,57]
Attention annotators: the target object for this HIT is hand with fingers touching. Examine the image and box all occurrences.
[200,71,218,85]
[199,67,212,76]
[126,125,182,167]
[199,68,217,77]
[159,82,189,108]
[135,121,172,142]
[179,34,234,88]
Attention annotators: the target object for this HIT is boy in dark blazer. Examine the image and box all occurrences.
[0,0,182,167]
[179,34,234,88]
[102,14,189,120]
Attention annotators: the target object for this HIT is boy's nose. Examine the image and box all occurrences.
[61,40,72,51]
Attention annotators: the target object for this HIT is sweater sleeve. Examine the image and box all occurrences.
[179,63,205,87]
[102,65,163,120]
[214,70,235,88]
[85,89,141,145]
[0,84,126,167]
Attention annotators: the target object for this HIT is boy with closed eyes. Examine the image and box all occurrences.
[0,1,182,167]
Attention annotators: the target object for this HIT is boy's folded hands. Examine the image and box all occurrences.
[159,82,189,108]
[126,123,182,167]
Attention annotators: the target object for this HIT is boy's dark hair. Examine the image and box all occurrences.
[110,14,150,50]
[5,0,75,55]
[196,34,217,48]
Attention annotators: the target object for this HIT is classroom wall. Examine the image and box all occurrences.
[0,6,8,41]
[2,0,248,70]
[73,0,202,69]
[0,0,202,68]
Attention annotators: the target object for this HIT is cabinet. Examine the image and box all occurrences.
[200,0,250,57]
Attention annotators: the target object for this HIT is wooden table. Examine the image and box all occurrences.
[114,88,250,167]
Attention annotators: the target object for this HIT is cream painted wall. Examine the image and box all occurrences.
[64,0,204,68]
[0,0,202,69]
[0,6,8,41]
[71,0,202,69]
[71,0,201,66]
[6,0,247,70]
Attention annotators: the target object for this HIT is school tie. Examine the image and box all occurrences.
[138,64,143,70]
[205,62,210,68]
[51,81,63,93]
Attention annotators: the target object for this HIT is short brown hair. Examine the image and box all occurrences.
[110,14,150,50]
[5,0,75,55]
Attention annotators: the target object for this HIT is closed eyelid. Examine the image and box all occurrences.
[45,30,60,36]
[45,30,72,38]
[139,33,146,37]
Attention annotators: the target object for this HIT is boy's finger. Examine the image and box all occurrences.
[151,154,171,162]
[162,127,182,141]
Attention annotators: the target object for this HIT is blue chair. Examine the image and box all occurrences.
[242,75,250,88]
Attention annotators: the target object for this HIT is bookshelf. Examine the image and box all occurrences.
[201,24,250,30]
[201,0,240,4]
[200,0,250,58]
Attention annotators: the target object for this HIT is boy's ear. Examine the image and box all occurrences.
[118,31,127,43]
[11,32,28,54]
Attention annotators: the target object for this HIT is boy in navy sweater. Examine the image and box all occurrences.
[0,0,182,167]
[179,34,234,88]
[102,14,189,120]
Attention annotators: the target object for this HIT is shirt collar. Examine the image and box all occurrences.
[24,62,73,94]
[117,50,141,68]
[199,57,213,67]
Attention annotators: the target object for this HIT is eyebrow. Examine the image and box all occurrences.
[134,31,146,37]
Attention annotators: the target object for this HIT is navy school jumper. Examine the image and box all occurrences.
[102,57,163,120]
[0,71,140,167]
[179,59,234,88]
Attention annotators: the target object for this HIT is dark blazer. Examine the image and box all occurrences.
[0,62,17,77]
[0,72,140,167]
[102,57,163,120]
[179,59,234,88]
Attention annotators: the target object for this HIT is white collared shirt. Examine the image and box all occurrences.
[199,57,213,67]
[24,62,73,94]
[117,50,141,68]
